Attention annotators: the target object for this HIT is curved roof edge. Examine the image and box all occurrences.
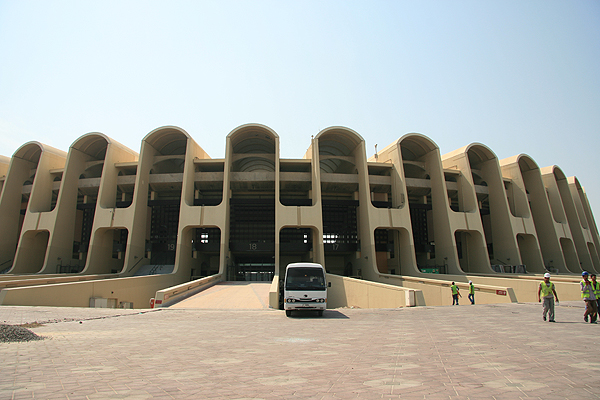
[498,153,539,170]
[568,176,584,190]
[398,132,439,152]
[442,143,497,162]
[465,142,497,160]
[72,132,138,158]
[540,165,567,181]
[315,126,364,144]
[143,125,192,142]
[13,141,67,161]
[226,123,280,140]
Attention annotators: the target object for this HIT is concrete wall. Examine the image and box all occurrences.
[153,274,223,307]
[0,274,112,289]
[326,274,418,308]
[376,274,516,306]
[396,273,582,304]
[0,274,184,308]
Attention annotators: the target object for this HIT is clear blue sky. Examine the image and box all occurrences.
[1,1,599,216]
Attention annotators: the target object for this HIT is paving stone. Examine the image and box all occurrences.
[0,302,599,399]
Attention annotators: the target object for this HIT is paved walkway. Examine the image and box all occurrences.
[171,282,271,309]
[1,301,599,399]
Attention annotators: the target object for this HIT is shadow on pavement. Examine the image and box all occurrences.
[286,310,349,319]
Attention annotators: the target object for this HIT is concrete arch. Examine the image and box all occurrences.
[542,165,569,225]
[143,127,190,177]
[568,176,599,273]
[13,230,50,273]
[465,143,497,166]
[15,142,67,215]
[399,134,439,181]
[443,142,497,170]
[13,141,43,163]
[278,224,321,269]
[444,143,520,272]
[221,124,280,282]
[443,143,497,187]
[228,123,279,138]
[398,133,439,161]
[315,126,364,150]
[228,123,279,149]
[151,158,185,174]
[454,229,489,273]
[71,132,138,162]
[548,165,567,181]
[6,142,68,273]
[516,154,539,173]
[499,154,538,219]
[316,127,363,174]
[33,133,116,275]
[71,133,110,160]
[439,143,494,273]
[505,154,552,273]
[81,164,104,179]
[313,127,366,277]
[227,124,278,172]
[465,143,498,201]
[570,177,589,229]
[398,134,463,274]
[12,143,43,195]
[568,176,600,268]
[144,126,191,156]
[13,141,66,164]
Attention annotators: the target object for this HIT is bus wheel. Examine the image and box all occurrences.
[286,310,292,317]
[318,310,324,317]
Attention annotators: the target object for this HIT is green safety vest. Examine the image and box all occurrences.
[451,285,459,295]
[540,281,554,297]
[593,281,600,297]
[469,284,474,294]
[581,280,592,299]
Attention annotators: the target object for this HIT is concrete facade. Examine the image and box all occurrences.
[0,124,598,308]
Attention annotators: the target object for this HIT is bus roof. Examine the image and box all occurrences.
[285,262,324,271]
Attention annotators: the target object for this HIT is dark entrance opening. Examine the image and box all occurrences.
[148,200,180,265]
[228,198,275,281]
[229,256,275,281]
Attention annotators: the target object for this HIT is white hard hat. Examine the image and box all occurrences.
[544,273,551,278]
[468,281,472,284]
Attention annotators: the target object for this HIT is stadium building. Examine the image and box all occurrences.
[0,124,598,308]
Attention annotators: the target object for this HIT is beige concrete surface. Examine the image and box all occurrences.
[327,274,417,308]
[1,301,599,399]
[0,274,184,309]
[170,281,271,309]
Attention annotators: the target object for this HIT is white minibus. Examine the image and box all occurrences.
[283,263,328,317]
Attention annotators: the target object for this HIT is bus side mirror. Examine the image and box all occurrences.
[328,282,331,287]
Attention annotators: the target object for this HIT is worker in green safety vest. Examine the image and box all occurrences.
[581,271,597,323]
[468,281,475,305]
[451,282,461,305]
[591,274,600,318]
[537,273,558,322]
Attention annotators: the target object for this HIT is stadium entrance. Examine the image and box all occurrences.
[229,256,275,281]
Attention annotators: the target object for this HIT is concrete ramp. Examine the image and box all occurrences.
[170,281,272,309]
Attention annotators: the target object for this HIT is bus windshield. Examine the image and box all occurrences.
[285,267,326,291]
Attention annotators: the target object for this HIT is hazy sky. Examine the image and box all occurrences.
[1,1,599,215]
